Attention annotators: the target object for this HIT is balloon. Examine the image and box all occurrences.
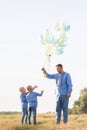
[55,22,64,31]
[64,25,70,31]
[40,22,70,63]
[58,49,64,55]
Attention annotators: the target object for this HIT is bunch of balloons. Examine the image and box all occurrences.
[40,22,70,62]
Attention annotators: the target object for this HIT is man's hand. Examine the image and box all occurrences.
[67,93,71,98]
[41,68,46,73]
[41,90,44,93]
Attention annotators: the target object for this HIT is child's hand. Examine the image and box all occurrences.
[34,85,38,89]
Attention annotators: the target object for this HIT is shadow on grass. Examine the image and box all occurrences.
[15,125,38,130]
[14,122,43,130]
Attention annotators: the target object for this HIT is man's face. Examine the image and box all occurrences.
[56,66,63,73]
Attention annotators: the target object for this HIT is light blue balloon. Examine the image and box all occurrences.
[58,50,63,55]
[64,25,70,31]
[58,48,64,55]
[41,35,44,43]
[51,38,58,44]
[61,44,67,47]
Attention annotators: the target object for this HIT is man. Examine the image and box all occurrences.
[41,64,72,124]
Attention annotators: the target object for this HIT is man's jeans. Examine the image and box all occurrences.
[56,95,69,123]
[21,108,28,124]
[28,107,37,124]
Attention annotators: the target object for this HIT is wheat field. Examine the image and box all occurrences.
[0,113,87,130]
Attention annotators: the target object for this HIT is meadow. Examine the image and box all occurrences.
[0,113,87,130]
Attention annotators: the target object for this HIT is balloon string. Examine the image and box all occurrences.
[43,55,51,77]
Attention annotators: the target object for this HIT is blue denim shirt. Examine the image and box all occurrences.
[26,91,43,108]
[45,71,72,96]
[20,92,28,109]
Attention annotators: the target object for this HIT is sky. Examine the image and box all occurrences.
[0,0,87,113]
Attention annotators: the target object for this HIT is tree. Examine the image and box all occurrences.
[72,88,87,114]
[72,100,80,114]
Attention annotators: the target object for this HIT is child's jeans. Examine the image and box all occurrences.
[56,95,69,123]
[21,108,28,124]
[28,107,37,125]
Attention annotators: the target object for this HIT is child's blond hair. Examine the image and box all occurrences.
[26,85,33,92]
[19,87,26,93]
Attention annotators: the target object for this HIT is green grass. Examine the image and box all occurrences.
[0,113,87,130]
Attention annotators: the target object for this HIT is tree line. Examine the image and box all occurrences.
[69,88,87,114]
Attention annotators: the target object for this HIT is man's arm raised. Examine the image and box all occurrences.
[41,67,56,79]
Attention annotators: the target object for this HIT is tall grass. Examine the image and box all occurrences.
[0,113,87,130]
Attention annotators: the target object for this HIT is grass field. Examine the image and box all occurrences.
[0,113,87,130]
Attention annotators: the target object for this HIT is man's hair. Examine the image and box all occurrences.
[56,64,63,67]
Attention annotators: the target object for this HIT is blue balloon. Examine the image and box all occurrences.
[58,48,64,55]
[41,35,44,43]
[58,50,63,55]
[51,38,58,44]
[61,44,67,47]
[64,25,70,31]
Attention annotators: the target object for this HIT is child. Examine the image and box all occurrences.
[26,85,44,125]
[19,86,37,124]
